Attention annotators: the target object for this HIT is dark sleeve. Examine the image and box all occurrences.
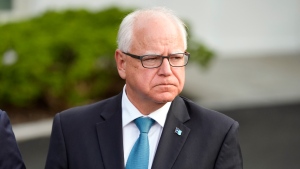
[215,121,243,169]
[45,113,68,169]
[0,110,26,169]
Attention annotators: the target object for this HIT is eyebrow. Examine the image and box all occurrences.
[143,51,159,55]
[143,50,184,55]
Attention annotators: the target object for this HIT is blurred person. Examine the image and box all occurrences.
[45,7,242,169]
[0,110,26,169]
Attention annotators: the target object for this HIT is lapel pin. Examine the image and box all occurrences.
[175,127,182,136]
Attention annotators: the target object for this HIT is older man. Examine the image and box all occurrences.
[45,7,242,169]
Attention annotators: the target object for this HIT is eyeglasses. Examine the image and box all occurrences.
[122,51,190,68]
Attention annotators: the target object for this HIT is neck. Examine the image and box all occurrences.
[125,93,166,115]
[131,97,166,115]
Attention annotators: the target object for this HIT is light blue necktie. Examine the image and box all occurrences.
[126,117,155,169]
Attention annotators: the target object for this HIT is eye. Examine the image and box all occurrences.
[170,54,184,61]
[142,55,160,62]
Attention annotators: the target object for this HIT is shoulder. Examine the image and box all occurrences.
[0,110,25,169]
[0,109,9,124]
[179,96,238,130]
[0,109,5,118]
[54,93,122,124]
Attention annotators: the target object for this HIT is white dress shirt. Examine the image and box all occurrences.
[122,86,171,169]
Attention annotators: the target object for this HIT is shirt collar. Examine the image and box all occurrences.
[122,85,171,127]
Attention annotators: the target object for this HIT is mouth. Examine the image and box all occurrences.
[155,84,176,87]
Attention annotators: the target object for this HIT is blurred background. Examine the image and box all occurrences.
[1,0,300,169]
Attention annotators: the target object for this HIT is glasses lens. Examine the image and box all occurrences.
[142,55,161,68]
[141,53,189,68]
[169,53,188,66]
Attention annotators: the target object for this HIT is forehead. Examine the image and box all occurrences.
[131,15,184,52]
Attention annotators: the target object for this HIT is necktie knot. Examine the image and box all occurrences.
[134,117,154,133]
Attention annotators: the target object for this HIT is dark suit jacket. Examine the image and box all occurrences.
[0,110,26,169]
[45,92,242,169]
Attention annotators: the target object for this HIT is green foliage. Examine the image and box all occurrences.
[185,23,215,68]
[187,39,214,68]
[0,7,214,111]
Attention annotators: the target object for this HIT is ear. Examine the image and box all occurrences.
[115,49,126,79]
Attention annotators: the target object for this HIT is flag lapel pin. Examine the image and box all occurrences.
[175,127,182,136]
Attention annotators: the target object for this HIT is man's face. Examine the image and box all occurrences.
[117,16,186,110]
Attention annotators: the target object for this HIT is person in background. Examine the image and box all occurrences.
[0,110,26,169]
[45,6,242,169]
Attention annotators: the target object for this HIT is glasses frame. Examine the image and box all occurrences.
[122,51,190,69]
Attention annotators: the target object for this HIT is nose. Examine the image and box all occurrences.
[158,57,172,75]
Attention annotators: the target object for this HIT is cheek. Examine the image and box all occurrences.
[140,72,156,86]
[181,71,186,85]
[174,68,185,85]
[127,64,154,87]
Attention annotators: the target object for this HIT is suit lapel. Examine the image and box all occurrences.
[152,96,190,169]
[96,93,125,169]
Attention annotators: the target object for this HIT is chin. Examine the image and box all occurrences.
[153,92,177,103]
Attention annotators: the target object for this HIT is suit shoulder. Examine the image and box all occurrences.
[56,94,121,122]
[0,110,9,122]
[180,96,237,126]
[0,109,6,117]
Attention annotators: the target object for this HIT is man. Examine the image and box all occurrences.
[45,7,242,169]
[0,110,26,169]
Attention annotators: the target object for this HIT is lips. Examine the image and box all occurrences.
[155,83,176,87]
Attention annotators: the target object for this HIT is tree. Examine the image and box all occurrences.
[0,7,214,113]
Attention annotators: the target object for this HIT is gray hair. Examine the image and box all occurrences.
[117,7,188,52]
